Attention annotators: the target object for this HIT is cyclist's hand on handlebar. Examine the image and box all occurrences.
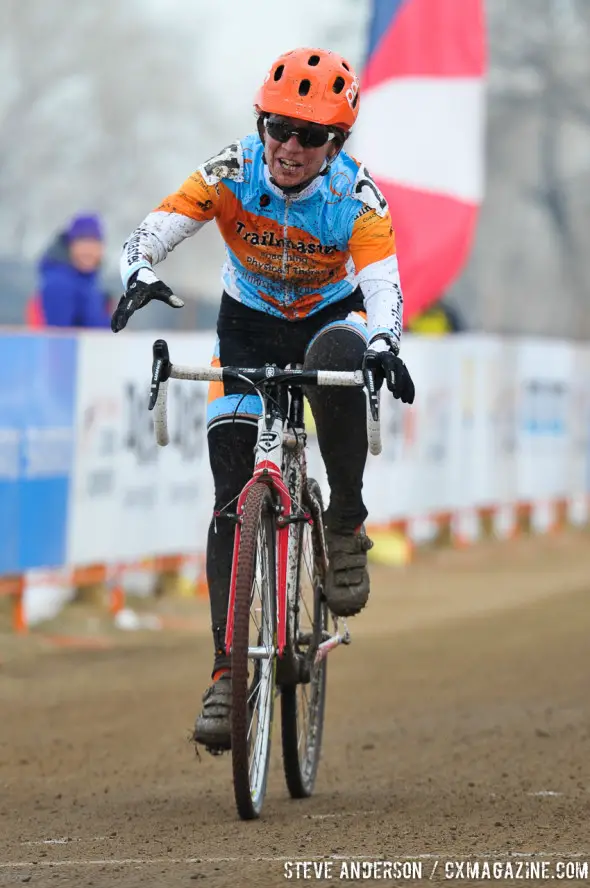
[363,337,415,405]
[110,269,184,333]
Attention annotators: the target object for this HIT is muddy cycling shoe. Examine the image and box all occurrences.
[324,525,374,617]
[192,671,232,752]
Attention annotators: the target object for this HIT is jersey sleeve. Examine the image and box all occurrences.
[349,209,404,348]
[154,139,244,222]
[119,140,248,289]
[348,205,397,272]
[119,170,225,287]
[155,169,223,222]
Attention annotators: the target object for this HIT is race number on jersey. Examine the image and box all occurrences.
[200,142,244,185]
[353,165,388,217]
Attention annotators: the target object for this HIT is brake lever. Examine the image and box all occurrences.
[149,339,172,410]
[362,365,380,422]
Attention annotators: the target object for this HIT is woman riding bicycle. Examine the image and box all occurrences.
[111,47,415,752]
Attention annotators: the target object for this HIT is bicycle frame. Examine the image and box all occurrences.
[147,338,382,667]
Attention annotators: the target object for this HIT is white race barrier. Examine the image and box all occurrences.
[3,329,590,629]
[363,334,587,518]
[67,332,214,566]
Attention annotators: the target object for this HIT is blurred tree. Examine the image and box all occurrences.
[0,1,212,271]
[450,0,590,338]
[0,0,369,303]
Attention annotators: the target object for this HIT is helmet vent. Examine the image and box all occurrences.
[308,54,320,66]
[273,64,285,81]
[351,92,359,108]
[332,76,345,94]
[342,61,350,71]
[298,79,311,96]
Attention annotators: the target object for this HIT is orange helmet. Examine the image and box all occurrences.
[254,47,360,131]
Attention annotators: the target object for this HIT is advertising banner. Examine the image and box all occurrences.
[0,333,77,573]
[67,332,213,565]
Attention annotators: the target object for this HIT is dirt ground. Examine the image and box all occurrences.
[1,532,589,887]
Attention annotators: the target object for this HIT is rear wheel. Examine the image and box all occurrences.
[231,482,276,820]
[281,478,328,798]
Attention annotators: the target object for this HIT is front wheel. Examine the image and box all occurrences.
[281,478,328,798]
[231,482,277,820]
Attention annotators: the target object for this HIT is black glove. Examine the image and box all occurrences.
[111,270,184,333]
[362,340,415,405]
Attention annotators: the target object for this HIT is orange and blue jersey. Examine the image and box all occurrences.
[121,133,403,343]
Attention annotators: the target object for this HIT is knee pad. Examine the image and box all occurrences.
[304,314,367,372]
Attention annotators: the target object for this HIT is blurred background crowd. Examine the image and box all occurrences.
[1,0,589,339]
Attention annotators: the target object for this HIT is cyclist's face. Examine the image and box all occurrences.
[264,117,338,188]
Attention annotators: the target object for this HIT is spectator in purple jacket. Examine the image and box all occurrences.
[31,214,111,328]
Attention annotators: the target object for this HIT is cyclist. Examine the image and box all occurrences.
[111,47,415,751]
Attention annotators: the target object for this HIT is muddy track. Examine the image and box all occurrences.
[1,532,589,887]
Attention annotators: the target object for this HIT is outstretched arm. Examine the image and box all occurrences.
[120,169,223,288]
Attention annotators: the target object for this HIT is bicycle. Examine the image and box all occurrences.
[148,338,382,820]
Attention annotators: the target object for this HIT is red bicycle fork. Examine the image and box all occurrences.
[224,461,298,658]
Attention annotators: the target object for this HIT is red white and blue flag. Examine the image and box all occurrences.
[353,0,487,319]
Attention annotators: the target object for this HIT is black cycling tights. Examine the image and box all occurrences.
[205,293,368,671]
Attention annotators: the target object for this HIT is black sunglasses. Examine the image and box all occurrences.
[264,116,337,149]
